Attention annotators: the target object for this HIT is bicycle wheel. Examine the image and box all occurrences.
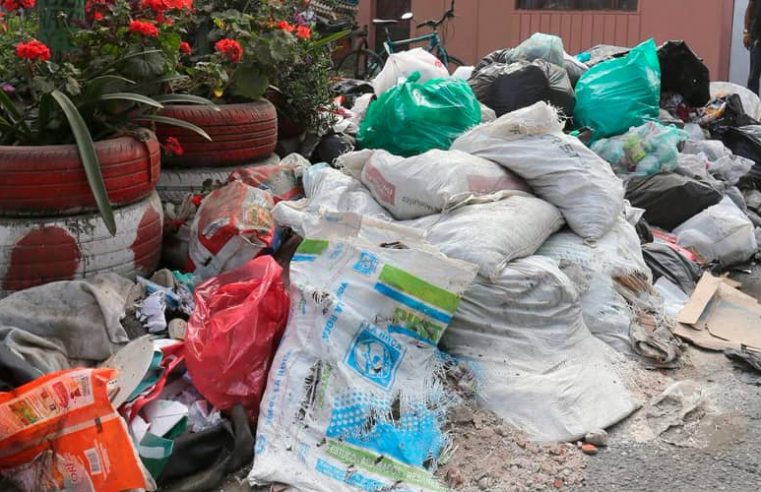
[335,49,385,80]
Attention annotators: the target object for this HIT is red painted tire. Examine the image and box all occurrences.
[0,132,160,217]
[156,100,278,168]
[156,154,279,204]
[0,192,163,297]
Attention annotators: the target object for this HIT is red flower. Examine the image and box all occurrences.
[179,41,191,55]
[295,25,311,40]
[93,11,104,21]
[164,137,183,156]
[16,40,51,62]
[215,38,243,63]
[129,20,159,37]
[2,0,18,10]
[19,0,33,7]
[277,20,294,33]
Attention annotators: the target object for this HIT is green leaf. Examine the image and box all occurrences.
[50,90,116,236]
[313,29,352,49]
[97,92,164,109]
[134,114,212,141]
[230,64,269,101]
[124,50,166,81]
[85,75,135,98]
[0,89,30,136]
[152,94,219,108]
[37,93,53,140]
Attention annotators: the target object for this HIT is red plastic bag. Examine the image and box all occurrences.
[228,156,306,203]
[184,256,289,415]
[188,180,277,278]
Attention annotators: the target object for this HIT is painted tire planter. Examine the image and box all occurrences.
[0,192,163,296]
[156,100,278,168]
[156,153,279,204]
[0,132,160,217]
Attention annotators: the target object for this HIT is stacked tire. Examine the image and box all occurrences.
[154,99,279,270]
[0,133,163,297]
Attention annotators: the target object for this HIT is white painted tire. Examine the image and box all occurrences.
[0,192,163,297]
[156,154,279,204]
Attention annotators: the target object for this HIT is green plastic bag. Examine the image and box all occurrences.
[574,39,661,139]
[358,72,481,157]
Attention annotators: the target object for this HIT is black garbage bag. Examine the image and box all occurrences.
[635,217,654,244]
[474,48,515,73]
[642,243,702,294]
[579,44,630,67]
[564,56,588,88]
[331,78,374,108]
[312,132,355,165]
[720,125,761,185]
[469,59,575,117]
[657,40,710,107]
[158,405,253,491]
[625,173,724,231]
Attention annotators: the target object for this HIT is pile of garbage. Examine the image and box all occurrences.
[2,31,761,492]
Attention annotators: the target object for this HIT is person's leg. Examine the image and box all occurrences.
[748,41,761,95]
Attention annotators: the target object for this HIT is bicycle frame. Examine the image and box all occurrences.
[382,31,452,66]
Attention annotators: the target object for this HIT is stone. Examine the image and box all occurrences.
[168,318,187,340]
[584,429,609,447]
[581,443,599,455]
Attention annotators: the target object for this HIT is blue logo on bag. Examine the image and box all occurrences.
[346,324,404,389]
[353,251,378,276]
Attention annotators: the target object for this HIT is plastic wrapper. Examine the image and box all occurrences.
[574,39,661,139]
[358,72,481,157]
[469,58,575,117]
[227,153,309,203]
[188,180,277,279]
[371,48,448,96]
[591,122,688,175]
[185,256,290,414]
[0,368,150,492]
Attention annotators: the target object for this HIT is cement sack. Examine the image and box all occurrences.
[272,165,391,237]
[673,196,758,267]
[250,213,478,491]
[537,218,682,366]
[452,102,624,241]
[408,194,564,280]
[443,256,638,442]
[345,149,530,220]
[372,48,448,96]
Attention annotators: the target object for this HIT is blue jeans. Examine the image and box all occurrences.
[749,40,761,95]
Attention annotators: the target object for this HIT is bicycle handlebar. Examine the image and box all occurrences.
[417,0,455,30]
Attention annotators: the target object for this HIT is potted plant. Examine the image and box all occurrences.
[0,0,212,233]
[158,0,346,166]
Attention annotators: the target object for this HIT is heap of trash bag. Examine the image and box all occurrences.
[3,31,761,492]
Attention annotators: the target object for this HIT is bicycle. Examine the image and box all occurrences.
[334,0,464,80]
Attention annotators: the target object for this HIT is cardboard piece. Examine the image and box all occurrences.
[675,273,761,351]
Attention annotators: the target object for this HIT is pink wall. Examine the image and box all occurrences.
[358,0,734,80]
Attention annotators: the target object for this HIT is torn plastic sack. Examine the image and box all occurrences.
[443,255,637,442]
[625,173,723,231]
[185,256,289,414]
[682,138,733,161]
[347,148,529,220]
[272,166,391,238]
[512,32,565,67]
[657,40,710,107]
[673,197,758,267]
[574,39,661,139]
[564,52,588,87]
[188,180,277,280]
[469,59,575,117]
[538,217,683,366]
[358,72,481,157]
[452,101,625,241]
[710,154,755,185]
[591,122,688,175]
[642,242,702,294]
[249,213,478,491]
[408,193,564,281]
[711,81,761,121]
[0,368,150,492]
[227,153,309,202]
[371,48,448,96]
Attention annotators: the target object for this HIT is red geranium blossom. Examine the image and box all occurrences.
[295,25,311,40]
[164,137,184,156]
[129,20,160,37]
[2,0,34,11]
[277,20,294,33]
[16,40,51,62]
[215,38,243,63]
[93,12,104,21]
[179,41,192,55]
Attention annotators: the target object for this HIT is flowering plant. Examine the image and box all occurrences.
[177,0,346,132]
[0,0,212,233]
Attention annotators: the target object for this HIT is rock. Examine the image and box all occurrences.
[581,443,599,455]
[477,476,491,490]
[553,478,564,489]
[451,405,475,425]
[445,467,464,488]
[150,268,175,289]
[168,318,187,340]
[584,429,608,447]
